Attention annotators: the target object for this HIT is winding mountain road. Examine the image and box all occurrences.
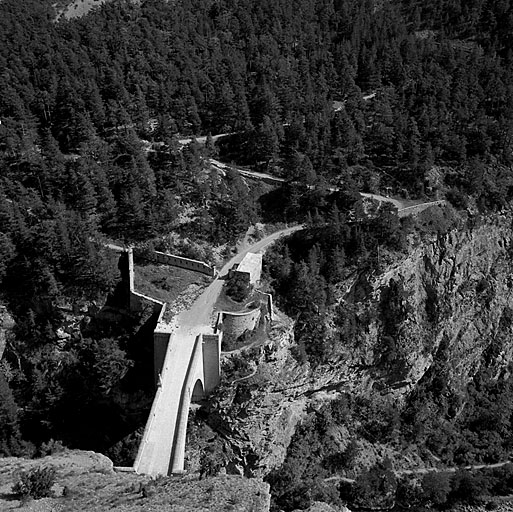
[176,135,445,217]
[210,159,446,216]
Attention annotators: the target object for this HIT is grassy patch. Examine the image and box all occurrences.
[134,263,210,306]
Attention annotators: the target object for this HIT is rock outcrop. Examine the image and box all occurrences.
[0,305,15,361]
[366,212,513,396]
[0,449,271,512]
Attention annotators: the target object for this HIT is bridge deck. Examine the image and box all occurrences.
[134,329,191,475]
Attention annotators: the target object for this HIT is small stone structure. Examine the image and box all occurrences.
[219,254,273,345]
[216,307,262,340]
[230,252,262,285]
[215,290,274,346]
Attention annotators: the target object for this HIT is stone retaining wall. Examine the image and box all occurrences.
[134,248,216,276]
[217,307,262,340]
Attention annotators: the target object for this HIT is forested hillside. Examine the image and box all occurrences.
[3,0,513,488]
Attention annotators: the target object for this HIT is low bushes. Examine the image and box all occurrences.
[12,465,56,499]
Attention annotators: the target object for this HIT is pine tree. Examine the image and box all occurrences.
[0,373,23,456]
[253,115,280,169]
[297,155,317,185]
[324,245,345,284]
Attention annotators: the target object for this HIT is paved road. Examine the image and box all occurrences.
[134,224,304,476]
[324,460,512,485]
[103,242,126,252]
[179,224,303,330]
[397,200,446,218]
[360,192,406,210]
[210,158,286,185]
[397,460,511,476]
[178,132,233,146]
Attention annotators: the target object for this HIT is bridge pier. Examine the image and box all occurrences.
[202,333,222,394]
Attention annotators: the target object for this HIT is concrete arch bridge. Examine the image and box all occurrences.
[132,226,303,476]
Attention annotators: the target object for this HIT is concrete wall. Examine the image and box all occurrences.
[130,290,165,314]
[202,333,222,393]
[128,247,135,292]
[154,323,172,385]
[128,250,168,386]
[118,248,171,384]
[134,248,216,277]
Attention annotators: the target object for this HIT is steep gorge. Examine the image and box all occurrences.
[196,209,513,478]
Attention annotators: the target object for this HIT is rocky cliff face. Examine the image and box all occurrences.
[197,211,513,479]
[0,305,15,361]
[365,213,513,396]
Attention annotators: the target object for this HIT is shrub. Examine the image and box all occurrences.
[352,461,397,509]
[12,466,56,499]
[396,475,423,508]
[325,439,359,471]
[446,187,468,209]
[38,439,65,457]
[0,372,23,456]
[448,469,490,505]
[226,273,251,302]
[421,471,451,505]
[199,448,223,479]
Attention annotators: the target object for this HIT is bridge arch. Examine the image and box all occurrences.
[191,379,204,402]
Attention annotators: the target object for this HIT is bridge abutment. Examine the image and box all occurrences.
[202,333,222,394]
